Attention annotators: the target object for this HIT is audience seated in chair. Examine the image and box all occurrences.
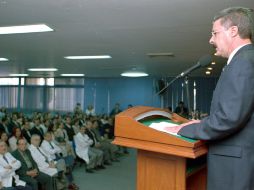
[12,138,55,190]
[0,141,32,190]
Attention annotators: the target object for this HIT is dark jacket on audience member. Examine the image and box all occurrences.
[64,124,75,141]
[22,129,32,144]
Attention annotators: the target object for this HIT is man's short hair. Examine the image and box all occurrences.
[214,7,254,41]
[16,138,27,145]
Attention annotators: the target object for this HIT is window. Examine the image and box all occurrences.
[0,78,19,85]
[0,87,18,108]
[47,87,84,111]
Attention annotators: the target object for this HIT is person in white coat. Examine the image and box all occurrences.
[28,135,58,177]
[41,132,62,161]
[0,141,32,189]
[74,126,97,173]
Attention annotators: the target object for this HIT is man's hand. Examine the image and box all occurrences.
[4,165,12,170]
[95,142,101,148]
[164,120,201,134]
[26,169,38,177]
[49,161,56,168]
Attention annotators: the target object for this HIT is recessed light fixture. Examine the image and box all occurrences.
[64,55,112,60]
[9,74,29,77]
[211,62,216,65]
[28,68,58,72]
[0,24,53,35]
[0,58,8,61]
[205,71,211,75]
[121,72,149,77]
[60,74,85,77]
[207,67,213,71]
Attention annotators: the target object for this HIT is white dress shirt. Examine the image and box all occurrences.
[28,144,57,176]
[0,152,26,187]
[74,132,93,163]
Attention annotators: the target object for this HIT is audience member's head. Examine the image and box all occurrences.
[0,141,7,155]
[79,125,86,134]
[1,116,8,124]
[86,120,93,129]
[66,116,72,124]
[16,138,27,152]
[127,104,133,109]
[31,134,41,147]
[178,101,185,107]
[44,132,53,142]
[58,121,65,129]
[11,127,23,139]
[92,120,99,129]
[34,117,40,126]
[0,132,8,143]
[108,117,114,125]
[23,120,31,130]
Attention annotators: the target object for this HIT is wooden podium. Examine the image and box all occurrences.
[113,106,208,190]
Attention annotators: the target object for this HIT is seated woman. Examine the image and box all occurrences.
[8,127,23,152]
[0,131,11,152]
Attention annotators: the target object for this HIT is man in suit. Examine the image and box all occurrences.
[12,139,55,190]
[166,7,254,190]
[30,118,44,141]
[0,117,11,137]
[21,121,32,144]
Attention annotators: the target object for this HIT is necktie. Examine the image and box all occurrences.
[49,142,61,160]
[39,128,44,135]
[3,155,16,186]
[49,142,54,149]
[37,147,49,163]
[3,155,9,163]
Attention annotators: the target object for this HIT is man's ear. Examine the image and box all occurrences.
[230,26,239,37]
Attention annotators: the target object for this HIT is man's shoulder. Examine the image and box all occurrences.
[11,149,20,156]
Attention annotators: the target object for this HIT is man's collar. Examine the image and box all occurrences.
[227,43,252,65]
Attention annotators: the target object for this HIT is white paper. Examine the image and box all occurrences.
[149,122,179,136]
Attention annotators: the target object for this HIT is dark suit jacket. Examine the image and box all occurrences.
[12,149,39,179]
[22,129,32,144]
[178,44,254,190]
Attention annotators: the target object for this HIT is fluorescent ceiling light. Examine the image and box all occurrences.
[205,71,211,75]
[61,74,85,77]
[64,55,112,59]
[121,72,148,77]
[0,58,8,61]
[211,62,216,65]
[147,52,174,57]
[207,67,213,71]
[9,74,29,77]
[0,24,53,35]
[28,68,58,72]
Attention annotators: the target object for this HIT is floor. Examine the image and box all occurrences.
[73,149,137,190]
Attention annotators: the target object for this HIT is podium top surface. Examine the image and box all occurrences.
[113,106,207,158]
[140,118,197,143]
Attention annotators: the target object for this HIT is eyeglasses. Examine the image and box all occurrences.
[211,30,224,37]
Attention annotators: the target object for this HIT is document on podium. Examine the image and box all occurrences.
[148,122,180,136]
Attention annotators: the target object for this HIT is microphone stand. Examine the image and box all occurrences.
[184,75,191,118]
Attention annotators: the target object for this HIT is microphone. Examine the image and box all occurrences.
[176,54,212,78]
[156,54,212,95]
